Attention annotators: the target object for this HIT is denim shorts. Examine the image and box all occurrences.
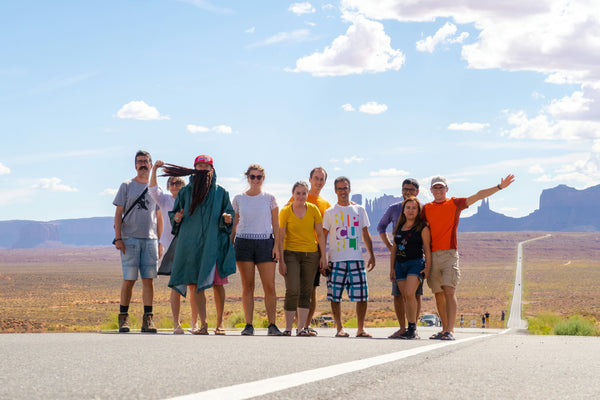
[394,258,425,281]
[234,237,275,263]
[121,238,158,280]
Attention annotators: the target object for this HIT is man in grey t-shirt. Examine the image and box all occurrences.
[113,150,163,333]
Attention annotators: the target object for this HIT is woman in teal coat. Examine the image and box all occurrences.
[162,155,236,335]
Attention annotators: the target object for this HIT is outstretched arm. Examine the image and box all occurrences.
[466,174,515,207]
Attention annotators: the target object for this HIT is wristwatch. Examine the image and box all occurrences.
[112,238,123,245]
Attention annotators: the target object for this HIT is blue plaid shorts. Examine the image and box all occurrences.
[327,260,368,302]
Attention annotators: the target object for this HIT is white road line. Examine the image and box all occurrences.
[507,234,551,330]
[166,334,490,400]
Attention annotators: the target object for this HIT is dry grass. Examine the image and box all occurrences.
[1,232,598,332]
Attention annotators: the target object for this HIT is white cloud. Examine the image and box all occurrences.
[504,110,600,140]
[341,0,600,88]
[370,168,409,177]
[100,188,118,196]
[0,162,10,175]
[117,101,170,120]
[547,91,592,117]
[448,122,489,131]
[359,101,387,114]
[341,103,355,111]
[289,2,315,15]
[289,13,405,76]
[187,124,233,134]
[343,156,365,164]
[245,27,255,34]
[34,178,78,192]
[248,29,313,48]
[416,22,468,53]
[212,125,233,134]
[528,164,545,174]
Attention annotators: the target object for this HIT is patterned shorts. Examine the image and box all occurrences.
[327,260,368,302]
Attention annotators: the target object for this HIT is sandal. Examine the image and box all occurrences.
[388,328,405,339]
[192,326,209,335]
[173,326,185,335]
[214,327,226,335]
[282,330,292,336]
[297,328,311,337]
[335,330,350,337]
[356,331,372,338]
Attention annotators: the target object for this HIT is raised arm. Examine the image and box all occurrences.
[150,160,164,188]
[466,174,515,207]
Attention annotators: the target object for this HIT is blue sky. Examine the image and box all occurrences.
[1,0,599,221]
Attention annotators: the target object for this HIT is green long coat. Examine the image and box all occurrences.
[168,172,236,294]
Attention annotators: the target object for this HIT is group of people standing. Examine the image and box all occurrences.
[113,150,514,340]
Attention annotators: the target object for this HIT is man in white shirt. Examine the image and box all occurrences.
[323,177,376,338]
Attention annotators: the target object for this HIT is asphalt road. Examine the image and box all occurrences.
[3,235,599,399]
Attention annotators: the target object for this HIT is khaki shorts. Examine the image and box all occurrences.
[427,249,460,293]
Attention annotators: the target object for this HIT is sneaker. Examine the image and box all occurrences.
[141,313,157,333]
[400,329,420,340]
[118,313,130,333]
[429,331,444,340]
[440,332,455,341]
[267,323,283,336]
[241,324,254,336]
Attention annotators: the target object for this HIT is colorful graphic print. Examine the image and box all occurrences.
[333,209,360,251]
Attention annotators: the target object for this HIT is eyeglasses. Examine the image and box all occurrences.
[135,159,150,164]
[249,174,263,180]
[335,186,350,192]
[402,187,417,193]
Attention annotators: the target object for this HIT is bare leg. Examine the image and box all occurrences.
[393,295,406,331]
[305,287,318,328]
[330,301,344,333]
[442,285,457,333]
[191,285,207,330]
[435,291,448,331]
[120,280,135,306]
[297,307,309,331]
[257,262,277,325]
[285,310,295,332]
[356,301,368,334]
[416,295,422,322]
[237,261,256,325]
[213,284,225,329]
[188,285,198,329]
[170,289,181,328]
[141,278,154,307]
[400,276,420,324]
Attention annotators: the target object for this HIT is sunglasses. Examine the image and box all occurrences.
[249,174,263,180]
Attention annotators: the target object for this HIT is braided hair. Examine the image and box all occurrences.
[160,163,214,215]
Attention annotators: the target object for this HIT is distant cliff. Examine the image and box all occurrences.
[0,217,114,249]
[0,184,598,248]
[368,184,600,234]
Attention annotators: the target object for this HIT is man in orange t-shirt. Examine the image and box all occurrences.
[422,174,515,340]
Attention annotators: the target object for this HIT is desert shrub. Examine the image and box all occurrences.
[101,313,139,331]
[554,315,598,336]
[259,317,269,328]
[527,313,561,335]
[227,311,245,328]
[344,317,358,328]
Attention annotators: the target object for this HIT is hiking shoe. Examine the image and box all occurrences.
[241,324,254,336]
[440,332,455,341]
[267,323,283,336]
[118,313,130,333]
[429,331,444,340]
[141,313,157,333]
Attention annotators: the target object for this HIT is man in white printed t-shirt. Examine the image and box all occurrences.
[322,176,376,338]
